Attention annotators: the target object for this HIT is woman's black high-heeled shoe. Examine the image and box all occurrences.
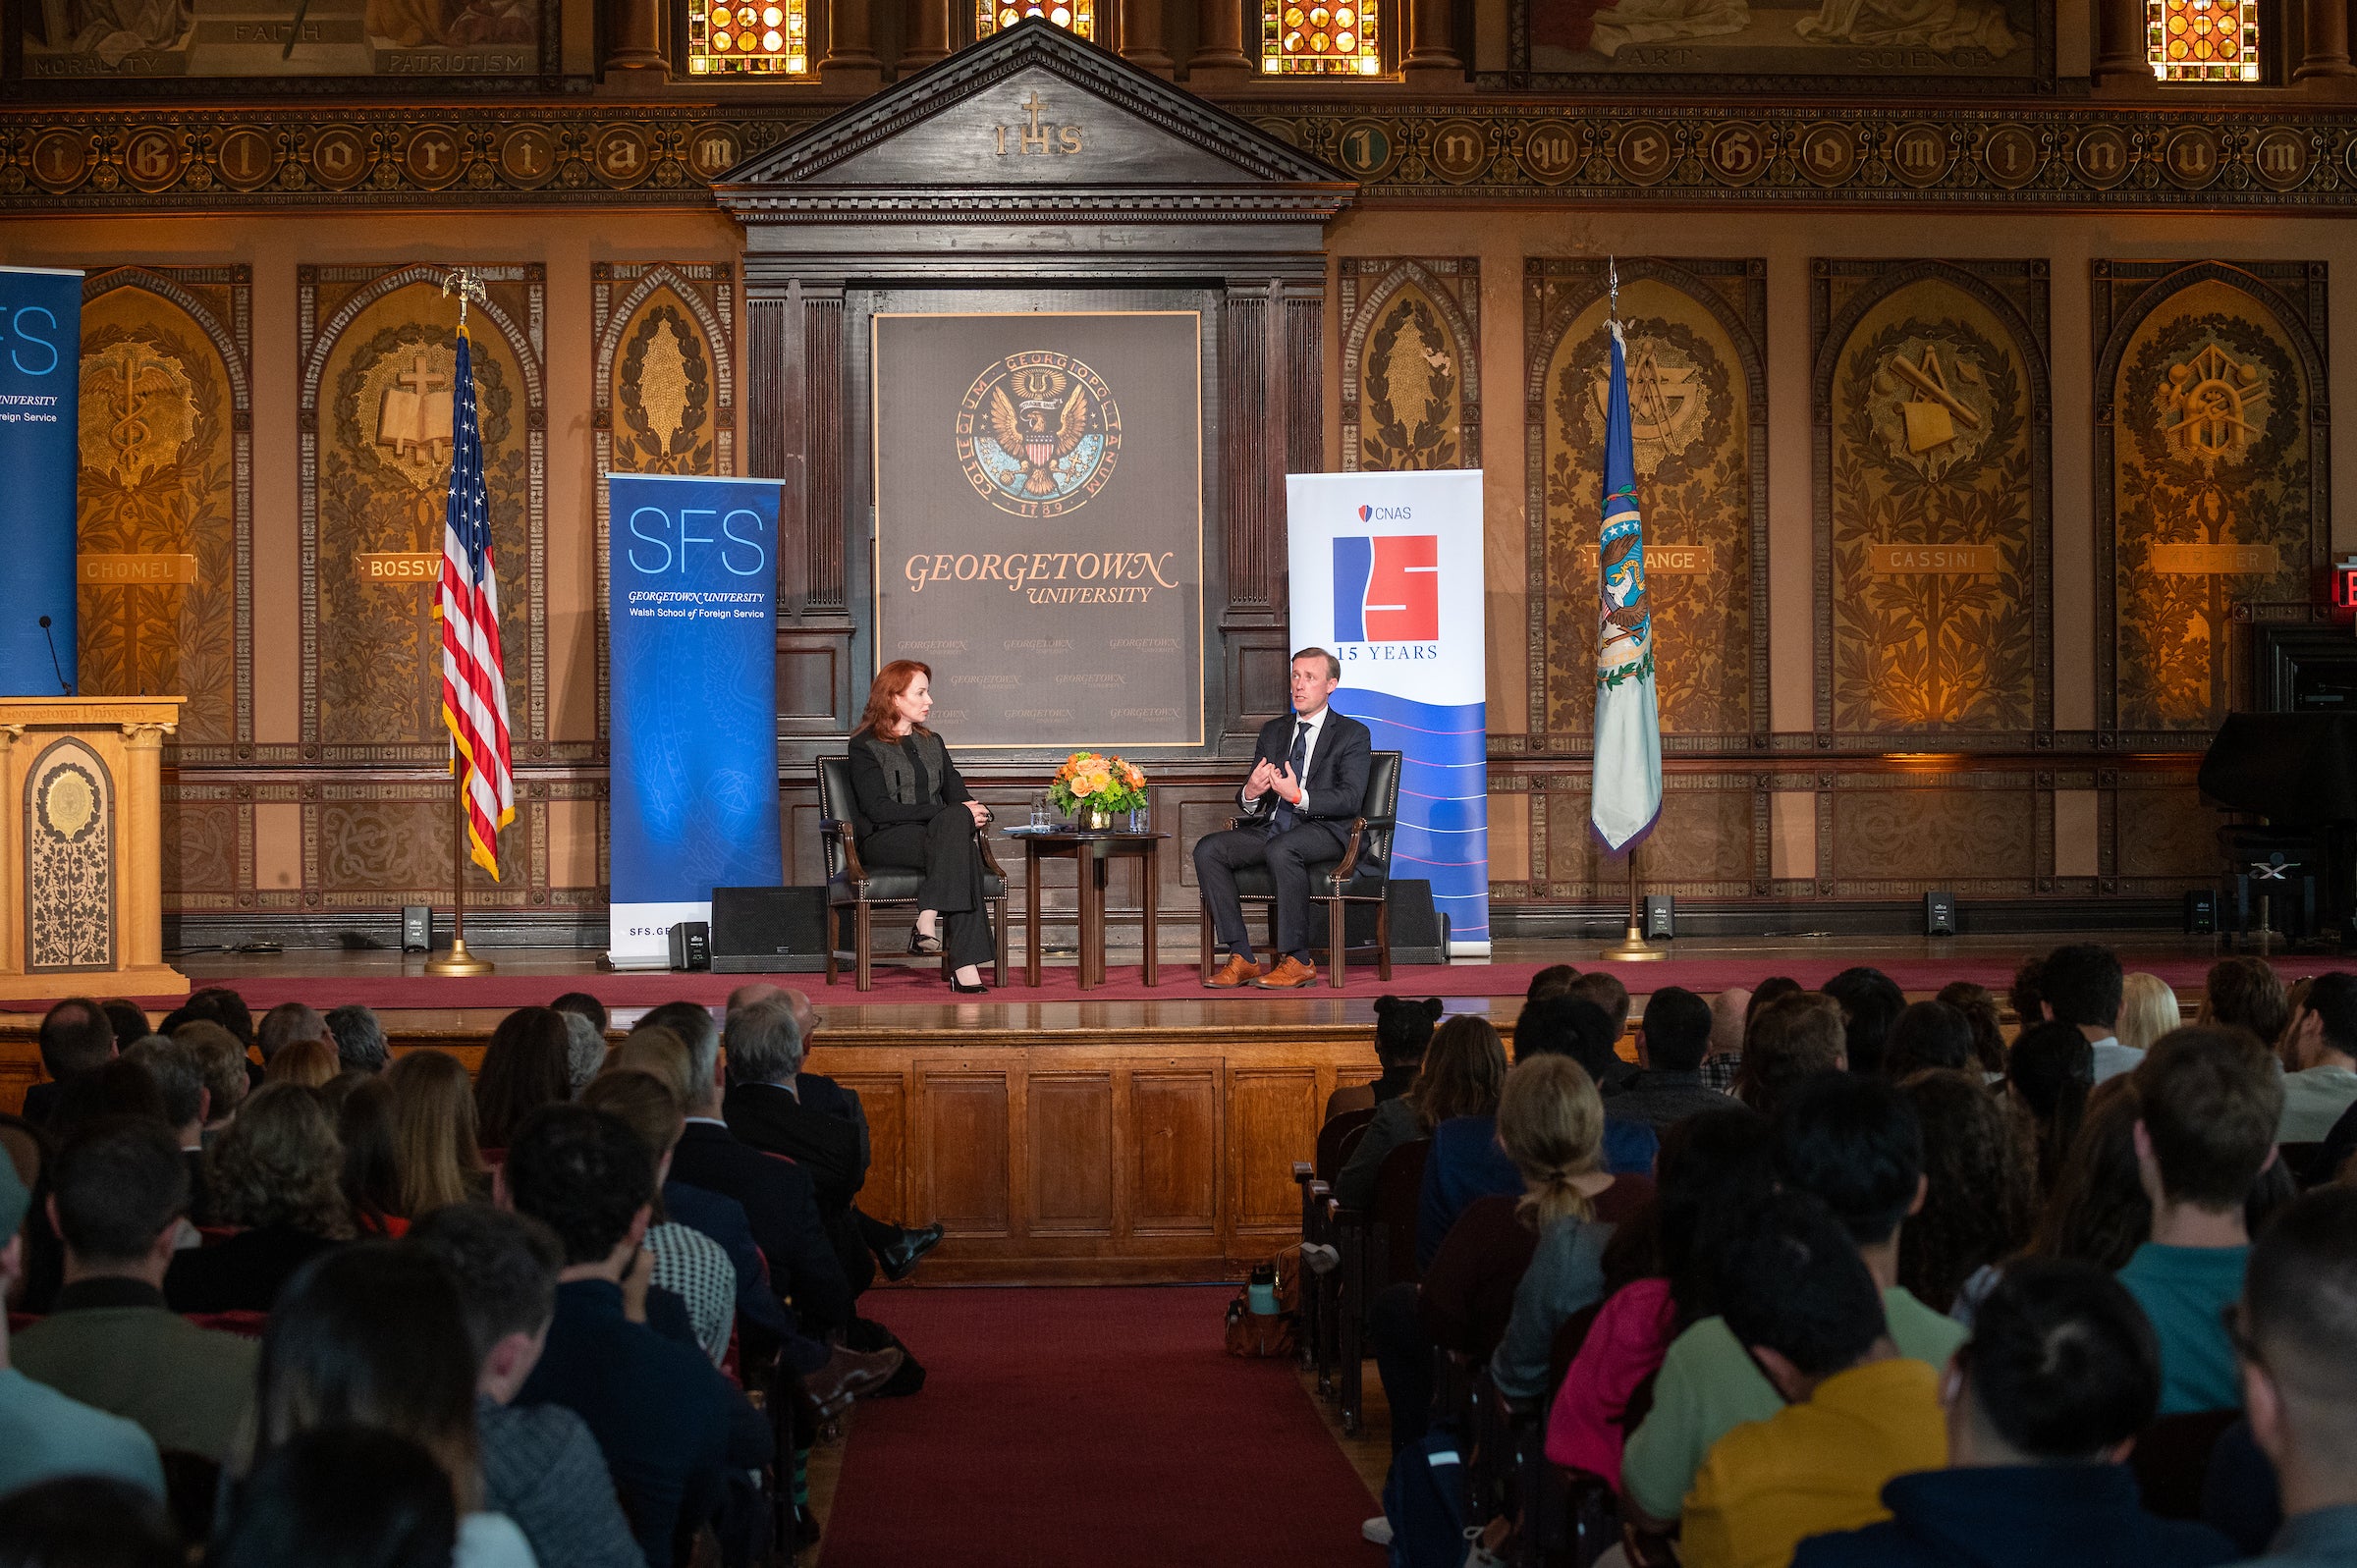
[908,928,943,956]
[950,976,988,995]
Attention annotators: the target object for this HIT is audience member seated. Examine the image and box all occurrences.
[48,1060,168,1142]
[1822,966,1906,1078]
[2042,945,2135,1083]
[2009,1020,2096,1191]
[25,997,117,1129]
[1563,972,1637,1089]
[408,1203,642,1568]
[264,1039,339,1090]
[165,1083,353,1314]
[651,1000,854,1340]
[15,1118,258,1464]
[2118,1027,2280,1415]
[1733,993,1846,1115]
[2119,973,2185,1057]
[1677,1190,1948,1568]
[2198,958,2289,1057]
[504,1104,774,1568]
[213,1427,460,1568]
[1334,1012,1499,1212]
[0,1155,165,1500]
[324,1003,391,1077]
[560,1013,608,1099]
[100,999,152,1049]
[1620,1072,1965,1535]
[2273,971,2357,1144]
[1323,995,1440,1122]
[1525,963,1580,1004]
[1417,996,1656,1271]
[385,1049,493,1217]
[1794,1259,2234,1568]
[604,1026,693,1099]
[1488,1055,1653,1402]
[0,1476,180,1568]
[178,1020,251,1144]
[120,1036,213,1226]
[1899,1069,2037,1321]
[474,1007,575,1155]
[1700,988,1749,1095]
[233,1242,540,1568]
[254,1002,332,1072]
[2228,1186,2357,1567]
[1884,1001,1975,1082]
[1611,987,1729,1132]
[333,1077,409,1237]
[579,1070,739,1367]
[1934,982,2007,1082]
[1548,1108,1774,1488]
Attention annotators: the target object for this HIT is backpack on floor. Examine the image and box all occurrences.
[1223,1256,1299,1358]
[1382,1426,1468,1568]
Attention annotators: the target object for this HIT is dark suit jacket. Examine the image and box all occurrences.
[1239,708,1374,855]
[723,1082,865,1212]
[20,1079,60,1128]
[664,1179,795,1341]
[666,1122,851,1333]
[795,1072,870,1168]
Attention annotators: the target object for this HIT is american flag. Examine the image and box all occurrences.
[437,325,515,879]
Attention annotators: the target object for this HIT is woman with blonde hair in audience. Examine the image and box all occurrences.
[165,1083,354,1313]
[1485,1054,1645,1401]
[2117,971,2184,1055]
[579,1069,740,1367]
[472,1006,574,1154]
[1333,1013,1505,1211]
[598,1026,696,1110]
[384,1049,490,1217]
[263,1038,338,1090]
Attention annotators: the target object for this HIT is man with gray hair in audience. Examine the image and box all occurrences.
[324,1003,390,1075]
[255,1001,332,1066]
[1701,987,1751,1095]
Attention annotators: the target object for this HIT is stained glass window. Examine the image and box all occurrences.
[1262,0,1383,74]
[2149,0,2260,81]
[976,0,1095,39]
[686,0,808,74]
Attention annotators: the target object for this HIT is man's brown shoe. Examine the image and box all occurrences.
[1255,955,1319,990]
[1205,954,1265,989]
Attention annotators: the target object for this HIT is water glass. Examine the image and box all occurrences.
[1030,791,1050,829]
[1128,801,1149,833]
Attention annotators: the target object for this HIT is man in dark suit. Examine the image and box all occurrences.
[23,998,118,1129]
[1193,646,1374,991]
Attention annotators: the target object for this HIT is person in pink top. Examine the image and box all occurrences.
[1548,1107,1774,1485]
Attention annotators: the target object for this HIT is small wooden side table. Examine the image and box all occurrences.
[1016,830,1170,989]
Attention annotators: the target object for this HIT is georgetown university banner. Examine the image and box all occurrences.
[0,267,82,696]
[606,473,783,967]
[871,310,1204,748]
[1286,469,1490,954]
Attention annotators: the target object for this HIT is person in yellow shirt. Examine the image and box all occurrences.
[1678,1190,1947,1568]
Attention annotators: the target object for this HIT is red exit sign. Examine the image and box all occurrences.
[2334,559,2357,620]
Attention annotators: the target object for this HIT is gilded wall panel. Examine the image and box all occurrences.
[1525,257,1767,752]
[1812,261,2051,747]
[1501,771,1766,899]
[2095,262,2330,747]
[2112,782,2222,882]
[591,263,735,736]
[298,264,546,766]
[1338,258,1479,474]
[1827,782,2036,892]
[77,268,250,756]
[162,796,239,904]
[311,785,541,907]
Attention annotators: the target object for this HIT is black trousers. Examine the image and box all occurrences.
[1371,1280,1435,1455]
[1192,822,1343,962]
[863,804,994,970]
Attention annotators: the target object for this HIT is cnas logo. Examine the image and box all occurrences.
[1333,535,1438,642]
[1356,503,1414,522]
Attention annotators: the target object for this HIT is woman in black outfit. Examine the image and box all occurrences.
[849,659,994,993]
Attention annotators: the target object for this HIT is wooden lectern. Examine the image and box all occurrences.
[0,697,189,1002]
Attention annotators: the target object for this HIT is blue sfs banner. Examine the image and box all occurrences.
[0,267,82,697]
[607,474,784,967]
[1287,470,1490,955]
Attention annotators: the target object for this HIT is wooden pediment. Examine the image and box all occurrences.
[712,18,1353,222]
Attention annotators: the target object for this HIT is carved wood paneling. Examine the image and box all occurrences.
[1339,257,1480,474]
[1223,292,1273,616]
[1131,1066,1218,1232]
[920,1068,1014,1233]
[1027,1072,1117,1231]
[830,1070,907,1222]
[1226,1067,1320,1233]
[1812,259,2052,750]
[2094,260,2330,750]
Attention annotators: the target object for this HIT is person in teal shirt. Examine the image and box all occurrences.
[0,1154,164,1501]
[2115,1027,2283,1414]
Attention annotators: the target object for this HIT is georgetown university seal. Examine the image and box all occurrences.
[955,351,1123,518]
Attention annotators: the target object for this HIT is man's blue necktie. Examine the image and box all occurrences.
[1271,720,1310,837]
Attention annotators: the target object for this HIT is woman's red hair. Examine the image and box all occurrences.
[853,659,933,738]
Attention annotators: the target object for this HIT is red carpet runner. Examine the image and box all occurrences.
[818,1287,1378,1567]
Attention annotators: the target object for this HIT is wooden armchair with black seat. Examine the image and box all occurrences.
[815,755,1010,991]
[1197,749,1404,989]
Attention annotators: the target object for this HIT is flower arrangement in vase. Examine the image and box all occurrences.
[1051,751,1147,830]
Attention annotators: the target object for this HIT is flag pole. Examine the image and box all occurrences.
[1597,257,1666,964]
[427,268,495,978]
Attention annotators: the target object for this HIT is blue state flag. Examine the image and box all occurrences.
[1590,319,1662,852]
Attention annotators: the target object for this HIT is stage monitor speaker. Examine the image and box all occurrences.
[1643,895,1674,942]
[1925,891,1957,938]
[2184,890,2217,936]
[401,905,432,953]
[669,921,711,972]
[709,887,829,974]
